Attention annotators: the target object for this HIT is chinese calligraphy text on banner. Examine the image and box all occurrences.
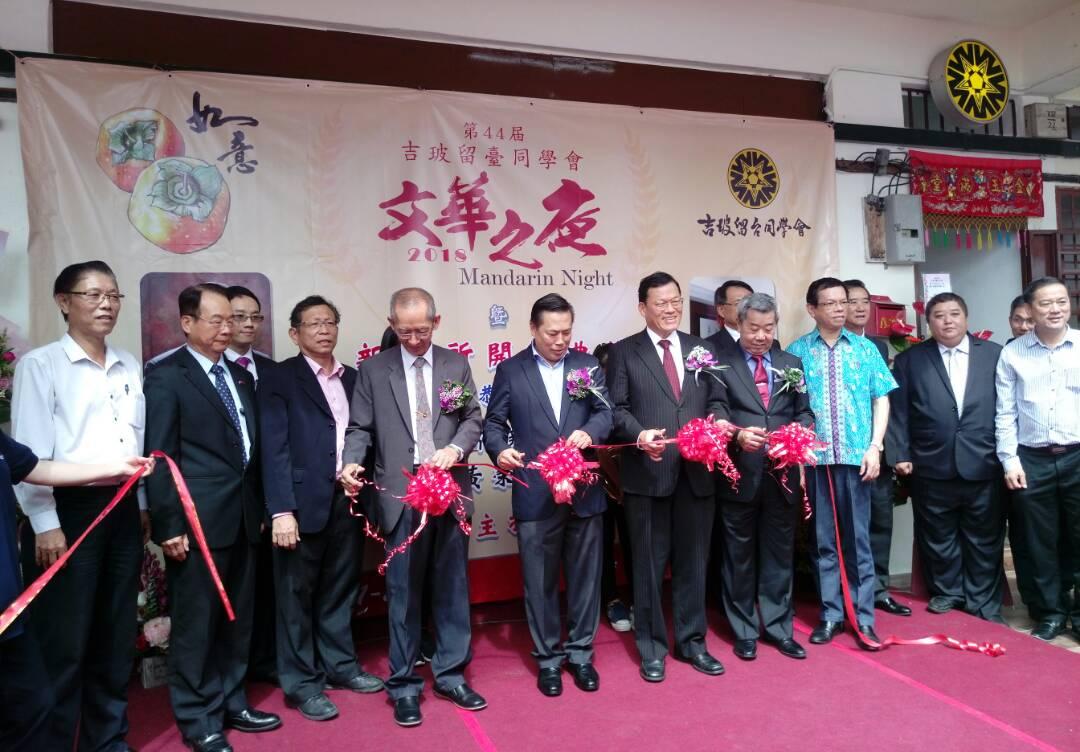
[17,58,837,560]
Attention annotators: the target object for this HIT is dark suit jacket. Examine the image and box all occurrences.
[706,326,739,356]
[144,347,263,548]
[608,330,725,498]
[483,347,613,522]
[259,354,357,534]
[343,344,483,532]
[712,347,814,503]
[887,335,1002,481]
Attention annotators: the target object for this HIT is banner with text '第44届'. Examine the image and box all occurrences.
[17,58,836,560]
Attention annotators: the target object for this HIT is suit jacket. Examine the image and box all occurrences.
[483,347,613,522]
[144,348,263,548]
[343,344,483,532]
[259,354,357,534]
[706,326,739,356]
[712,347,814,503]
[608,330,725,498]
[887,335,1002,482]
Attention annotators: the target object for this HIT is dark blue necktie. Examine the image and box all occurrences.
[210,363,248,465]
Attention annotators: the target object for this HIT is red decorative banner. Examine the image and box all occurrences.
[909,149,1043,218]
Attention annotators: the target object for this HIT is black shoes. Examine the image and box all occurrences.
[434,682,488,710]
[858,625,883,651]
[927,596,966,614]
[875,596,913,616]
[677,651,725,676]
[1031,620,1065,642]
[566,662,599,692]
[186,733,231,752]
[537,667,563,696]
[639,658,665,682]
[770,638,807,660]
[393,696,422,727]
[809,620,843,644]
[733,639,757,661]
[327,671,385,694]
[224,708,282,733]
[290,693,338,722]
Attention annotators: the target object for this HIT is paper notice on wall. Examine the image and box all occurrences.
[922,272,951,302]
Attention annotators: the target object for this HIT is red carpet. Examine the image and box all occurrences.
[127,595,1079,751]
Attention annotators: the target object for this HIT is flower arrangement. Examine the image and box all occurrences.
[135,548,170,657]
[438,379,473,414]
[770,366,806,395]
[0,330,17,425]
[565,366,610,408]
[888,320,922,353]
[684,346,728,384]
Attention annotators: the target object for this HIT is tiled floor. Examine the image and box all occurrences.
[1000,544,1080,654]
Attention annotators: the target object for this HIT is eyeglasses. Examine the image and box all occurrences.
[649,297,684,310]
[394,327,432,340]
[195,315,235,330]
[297,320,339,331]
[817,300,849,310]
[68,290,125,305]
[232,314,265,324]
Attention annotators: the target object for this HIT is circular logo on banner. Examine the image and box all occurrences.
[944,40,1009,123]
[728,148,779,210]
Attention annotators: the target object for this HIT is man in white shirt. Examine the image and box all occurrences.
[12,260,148,752]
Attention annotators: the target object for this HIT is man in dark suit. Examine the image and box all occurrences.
[706,280,754,356]
[484,293,613,697]
[713,293,815,661]
[607,271,728,682]
[341,288,483,727]
[889,292,1005,621]
[145,283,281,752]
[260,296,384,722]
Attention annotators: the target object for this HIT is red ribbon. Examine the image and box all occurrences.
[527,439,599,505]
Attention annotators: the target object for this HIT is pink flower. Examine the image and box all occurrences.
[912,301,926,316]
[1,351,14,363]
[143,616,171,649]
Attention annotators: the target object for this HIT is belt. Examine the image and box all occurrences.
[1019,443,1080,456]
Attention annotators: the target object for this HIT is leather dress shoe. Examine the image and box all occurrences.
[733,639,757,660]
[290,692,338,721]
[770,637,807,660]
[393,696,422,727]
[537,666,563,696]
[875,596,913,616]
[639,658,665,682]
[327,671,385,694]
[678,651,725,676]
[434,682,488,710]
[927,595,966,614]
[1031,620,1065,642]
[566,662,599,691]
[224,708,282,733]
[858,625,883,651]
[809,620,843,644]
[185,732,232,752]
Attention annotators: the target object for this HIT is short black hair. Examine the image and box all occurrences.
[1009,295,1027,315]
[178,282,229,319]
[225,285,261,308]
[1023,276,1065,305]
[592,342,612,370]
[713,280,753,307]
[925,292,968,318]
[53,261,117,321]
[842,279,869,295]
[530,293,575,327]
[289,295,341,328]
[806,277,847,307]
[638,271,681,303]
[380,326,399,351]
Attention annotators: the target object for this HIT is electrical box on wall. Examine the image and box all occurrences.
[1023,103,1068,139]
[884,194,925,264]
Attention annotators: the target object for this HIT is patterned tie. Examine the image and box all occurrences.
[752,354,770,409]
[413,358,437,463]
[658,340,682,401]
[235,356,252,370]
[210,364,248,465]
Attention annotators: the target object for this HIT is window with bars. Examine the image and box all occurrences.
[902,87,1018,137]
[1057,188,1080,327]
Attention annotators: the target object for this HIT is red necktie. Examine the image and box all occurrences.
[753,354,770,408]
[659,340,682,401]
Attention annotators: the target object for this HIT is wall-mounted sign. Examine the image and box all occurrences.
[929,40,1010,126]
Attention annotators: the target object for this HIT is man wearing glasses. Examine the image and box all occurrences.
[224,286,274,386]
[12,260,149,752]
[707,280,754,356]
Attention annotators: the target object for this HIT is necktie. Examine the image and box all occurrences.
[235,356,252,370]
[413,358,437,463]
[658,340,682,401]
[210,364,248,465]
[752,354,770,408]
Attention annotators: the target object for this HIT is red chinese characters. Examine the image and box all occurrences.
[434,173,497,251]
[378,181,440,246]
[488,341,512,371]
[447,341,475,359]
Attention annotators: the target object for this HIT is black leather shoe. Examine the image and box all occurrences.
[393,696,422,727]
[328,671,385,694]
[434,682,487,711]
[291,693,338,721]
[875,596,913,616]
[771,638,807,660]
[1031,620,1065,642]
[678,651,725,676]
[858,625,883,651]
[566,662,599,691]
[927,595,966,614]
[537,667,563,696]
[809,620,843,644]
[224,708,282,733]
[186,732,232,752]
[639,658,665,682]
[733,639,757,660]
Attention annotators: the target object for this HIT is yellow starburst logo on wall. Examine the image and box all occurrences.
[945,41,1009,123]
[728,148,779,210]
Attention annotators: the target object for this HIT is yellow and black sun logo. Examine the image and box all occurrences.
[945,40,1009,123]
[728,148,779,210]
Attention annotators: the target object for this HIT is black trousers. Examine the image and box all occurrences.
[384,508,472,699]
[0,628,55,750]
[719,480,799,642]
[166,533,255,740]
[600,500,634,605]
[1012,447,1080,624]
[273,491,363,702]
[247,527,277,681]
[624,471,714,662]
[19,486,140,752]
[869,466,895,600]
[911,475,1004,619]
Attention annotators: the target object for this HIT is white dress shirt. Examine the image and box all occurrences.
[531,344,567,418]
[938,335,969,418]
[646,327,685,384]
[401,345,436,464]
[186,347,253,460]
[726,325,741,343]
[12,334,146,532]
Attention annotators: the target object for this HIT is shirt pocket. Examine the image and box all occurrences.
[1066,368,1080,391]
[121,393,146,430]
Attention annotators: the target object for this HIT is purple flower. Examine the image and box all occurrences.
[1,351,14,364]
[438,380,472,414]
